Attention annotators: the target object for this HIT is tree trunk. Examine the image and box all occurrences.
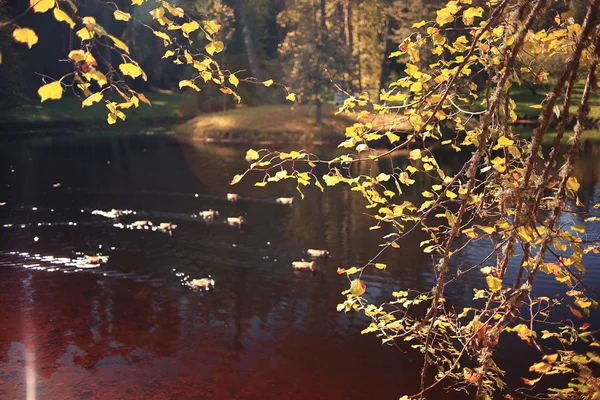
[344,0,353,55]
[343,0,354,91]
[379,12,392,95]
[234,0,269,104]
[315,0,327,125]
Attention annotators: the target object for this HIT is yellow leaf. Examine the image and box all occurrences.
[412,20,426,28]
[119,63,145,80]
[13,28,38,48]
[163,2,184,18]
[286,93,296,102]
[410,81,422,92]
[476,225,495,234]
[492,25,504,37]
[181,21,200,34]
[0,51,2,65]
[178,80,200,91]
[511,324,535,344]
[132,0,145,4]
[493,135,514,149]
[463,7,483,25]
[53,8,75,29]
[38,81,63,102]
[113,10,131,21]
[246,149,260,161]
[31,0,55,13]
[544,354,559,363]
[405,63,421,78]
[228,74,239,87]
[153,31,171,42]
[149,7,164,19]
[68,50,89,63]
[204,20,221,35]
[137,93,151,106]
[213,41,224,53]
[107,113,117,124]
[76,27,94,41]
[522,376,541,386]
[109,35,129,54]
[375,263,387,270]
[385,131,400,143]
[529,362,552,374]
[263,79,274,87]
[162,50,175,59]
[350,279,366,296]
[82,92,103,107]
[486,275,502,292]
[84,70,108,87]
[376,173,391,182]
[201,71,212,82]
[436,9,455,26]
[566,176,580,192]
[529,104,543,109]
[409,149,422,160]
[205,41,223,55]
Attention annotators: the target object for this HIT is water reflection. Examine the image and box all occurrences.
[0,133,599,399]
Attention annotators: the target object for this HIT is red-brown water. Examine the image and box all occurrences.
[1,133,599,399]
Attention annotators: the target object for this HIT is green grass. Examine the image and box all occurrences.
[0,91,197,127]
[508,83,600,120]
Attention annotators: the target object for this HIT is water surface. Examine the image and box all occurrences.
[1,132,599,399]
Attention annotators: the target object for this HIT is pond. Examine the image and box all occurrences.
[1,132,599,399]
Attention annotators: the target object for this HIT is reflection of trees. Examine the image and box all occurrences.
[572,140,600,207]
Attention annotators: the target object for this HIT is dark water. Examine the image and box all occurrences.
[1,132,599,399]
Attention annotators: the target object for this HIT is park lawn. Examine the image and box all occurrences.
[509,83,600,119]
[0,91,197,127]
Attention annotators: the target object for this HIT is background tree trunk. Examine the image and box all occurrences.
[234,0,269,104]
[315,0,327,125]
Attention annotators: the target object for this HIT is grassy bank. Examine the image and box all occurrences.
[179,103,411,142]
[0,91,198,134]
